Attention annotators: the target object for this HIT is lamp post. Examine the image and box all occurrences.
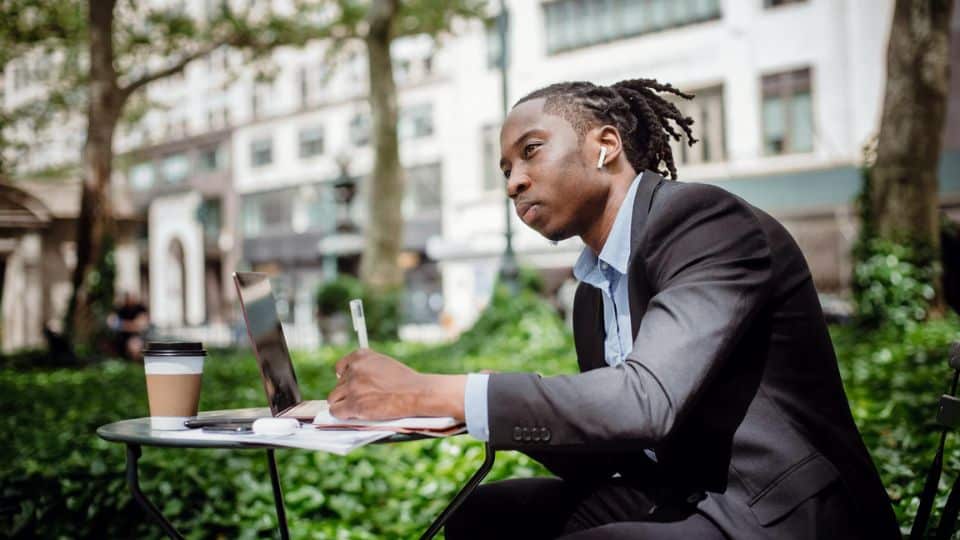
[497,0,519,292]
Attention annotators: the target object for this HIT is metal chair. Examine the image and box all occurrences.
[910,341,960,540]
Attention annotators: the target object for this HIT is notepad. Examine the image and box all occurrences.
[313,408,461,431]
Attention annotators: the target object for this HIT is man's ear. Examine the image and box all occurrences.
[592,125,624,169]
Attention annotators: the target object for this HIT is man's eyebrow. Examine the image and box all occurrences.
[500,128,543,170]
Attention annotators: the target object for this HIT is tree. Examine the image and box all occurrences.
[1,0,312,343]
[2,0,486,346]
[869,0,955,310]
[328,0,486,293]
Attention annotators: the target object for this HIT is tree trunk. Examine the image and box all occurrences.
[360,0,405,293]
[872,0,954,307]
[65,0,123,342]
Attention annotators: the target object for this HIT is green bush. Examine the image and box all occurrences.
[4,288,959,538]
[853,239,938,330]
[315,276,400,342]
[0,290,574,539]
[315,276,364,317]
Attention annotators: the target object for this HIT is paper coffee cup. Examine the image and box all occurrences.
[144,342,206,430]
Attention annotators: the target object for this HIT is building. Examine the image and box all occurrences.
[0,179,138,352]
[5,0,960,347]
[428,0,960,329]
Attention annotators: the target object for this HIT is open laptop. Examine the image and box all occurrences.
[184,272,327,428]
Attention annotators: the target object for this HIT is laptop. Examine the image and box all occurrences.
[184,272,327,428]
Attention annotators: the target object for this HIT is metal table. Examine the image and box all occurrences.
[97,409,494,540]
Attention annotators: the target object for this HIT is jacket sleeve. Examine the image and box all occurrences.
[485,184,773,450]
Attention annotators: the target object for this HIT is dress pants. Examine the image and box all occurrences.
[444,476,863,539]
[444,477,726,540]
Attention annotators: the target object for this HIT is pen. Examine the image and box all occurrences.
[349,298,369,349]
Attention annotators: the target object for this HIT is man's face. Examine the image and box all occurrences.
[500,98,609,242]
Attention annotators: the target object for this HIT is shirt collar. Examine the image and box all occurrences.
[573,172,644,282]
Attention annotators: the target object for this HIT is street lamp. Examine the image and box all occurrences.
[497,0,519,292]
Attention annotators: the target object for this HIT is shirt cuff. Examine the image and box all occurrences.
[464,373,490,442]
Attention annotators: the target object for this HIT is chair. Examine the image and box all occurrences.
[910,341,960,539]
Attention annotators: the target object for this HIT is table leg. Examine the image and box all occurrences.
[419,443,495,540]
[125,444,185,540]
[266,449,291,540]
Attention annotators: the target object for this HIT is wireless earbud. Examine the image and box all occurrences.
[597,147,607,169]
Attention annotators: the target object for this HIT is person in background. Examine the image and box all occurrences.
[109,291,149,360]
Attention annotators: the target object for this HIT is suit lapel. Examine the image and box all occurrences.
[627,171,665,340]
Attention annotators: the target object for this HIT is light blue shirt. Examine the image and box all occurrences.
[464,174,645,443]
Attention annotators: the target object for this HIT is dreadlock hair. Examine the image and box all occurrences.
[514,78,698,180]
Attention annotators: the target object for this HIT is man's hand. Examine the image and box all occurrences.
[327,349,467,421]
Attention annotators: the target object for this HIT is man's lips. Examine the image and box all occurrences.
[516,201,540,223]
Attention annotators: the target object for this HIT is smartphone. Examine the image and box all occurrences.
[201,423,254,434]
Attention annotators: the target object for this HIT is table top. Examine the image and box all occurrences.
[97,409,428,449]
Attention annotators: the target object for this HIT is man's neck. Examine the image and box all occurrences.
[581,175,635,254]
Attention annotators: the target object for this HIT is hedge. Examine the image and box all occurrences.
[2,291,958,538]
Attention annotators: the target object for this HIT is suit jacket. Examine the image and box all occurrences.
[486,172,899,538]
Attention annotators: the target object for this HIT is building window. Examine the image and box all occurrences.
[242,189,294,236]
[349,112,370,146]
[399,104,433,139]
[481,124,502,191]
[197,145,223,172]
[670,85,725,166]
[544,0,721,54]
[299,126,325,158]
[485,14,508,69]
[250,138,273,167]
[129,162,155,190]
[764,0,806,7]
[298,66,309,108]
[161,153,189,183]
[403,163,443,218]
[762,68,813,155]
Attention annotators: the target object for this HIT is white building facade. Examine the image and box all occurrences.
[5,0,960,346]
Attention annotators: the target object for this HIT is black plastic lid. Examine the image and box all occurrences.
[143,341,207,356]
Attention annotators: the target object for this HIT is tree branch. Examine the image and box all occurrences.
[119,40,225,99]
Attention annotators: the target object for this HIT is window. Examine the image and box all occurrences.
[198,198,222,241]
[543,0,721,54]
[670,86,725,165]
[762,68,813,155]
[481,124,502,191]
[349,113,370,146]
[129,162,155,190]
[298,66,309,108]
[298,126,325,158]
[242,189,294,236]
[399,104,433,139]
[197,145,223,172]
[485,14,508,69]
[765,0,805,7]
[250,138,273,167]
[161,153,189,183]
[403,163,443,217]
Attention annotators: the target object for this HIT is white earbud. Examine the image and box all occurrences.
[596,147,607,169]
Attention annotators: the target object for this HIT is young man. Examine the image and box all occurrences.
[327,79,899,539]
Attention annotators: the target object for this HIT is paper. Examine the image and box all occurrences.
[313,409,461,431]
[162,428,393,455]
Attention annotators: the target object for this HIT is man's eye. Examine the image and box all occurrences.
[502,169,511,180]
[523,143,540,159]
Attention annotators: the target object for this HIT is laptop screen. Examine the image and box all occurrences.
[233,272,301,416]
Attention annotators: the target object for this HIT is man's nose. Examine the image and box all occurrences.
[507,173,530,198]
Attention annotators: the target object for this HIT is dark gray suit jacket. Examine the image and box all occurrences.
[485,172,899,538]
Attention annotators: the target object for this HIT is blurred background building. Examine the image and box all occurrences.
[2,0,959,350]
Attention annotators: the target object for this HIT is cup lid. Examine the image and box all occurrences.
[144,341,207,356]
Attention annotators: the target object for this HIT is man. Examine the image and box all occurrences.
[109,291,150,360]
[327,79,899,538]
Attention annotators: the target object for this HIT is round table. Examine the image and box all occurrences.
[97,409,493,540]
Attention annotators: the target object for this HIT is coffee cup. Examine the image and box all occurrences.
[143,341,206,430]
